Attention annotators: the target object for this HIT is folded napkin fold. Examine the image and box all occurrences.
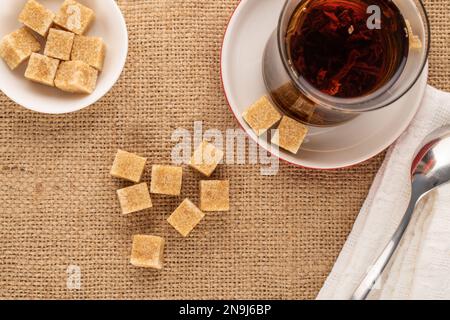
[317,85,450,300]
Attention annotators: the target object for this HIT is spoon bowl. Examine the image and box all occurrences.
[412,126,450,195]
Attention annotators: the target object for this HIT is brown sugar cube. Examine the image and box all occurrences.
[54,0,95,35]
[271,116,309,154]
[273,82,317,122]
[200,180,230,212]
[409,36,422,50]
[272,82,300,108]
[189,141,224,177]
[117,183,152,215]
[242,96,282,136]
[24,53,59,87]
[71,35,106,71]
[150,165,183,196]
[167,199,205,237]
[54,60,98,94]
[130,235,165,270]
[0,28,40,70]
[292,97,317,123]
[110,150,147,183]
[405,20,422,49]
[19,0,55,36]
[44,28,75,61]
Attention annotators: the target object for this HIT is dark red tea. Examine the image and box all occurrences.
[286,0,409,98]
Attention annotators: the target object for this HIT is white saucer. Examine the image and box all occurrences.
[221,0,428,169]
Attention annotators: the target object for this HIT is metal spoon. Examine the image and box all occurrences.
[351,125,450,300]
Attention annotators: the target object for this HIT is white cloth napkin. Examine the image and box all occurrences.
[317,85,450,300]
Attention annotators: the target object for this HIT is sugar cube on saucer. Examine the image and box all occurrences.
[292,98,316,123]
[110,150,147,183]
[272,82,317,123]
[54,0,95,35]
[189,141,224,177]
[24,53,60,87]
[271,116,308,154]
[200,180,230,212]
[405,20,422,49]
[167,199,205,237]
[150,165,183,196]
[0,28,41,70]
[71,35,106,71]
[117,183,153,215]
[54,60,98,94]
[19,0,55,36]
[272,82,300,107]
[44,28,75,61]
[130,235,165,269]
[242,96,282,136]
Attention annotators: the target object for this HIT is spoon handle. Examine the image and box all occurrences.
[351,193,419,300]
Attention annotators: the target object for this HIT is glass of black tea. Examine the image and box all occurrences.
[263,0,430,127]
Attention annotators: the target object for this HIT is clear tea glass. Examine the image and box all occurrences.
[263,0,430,127]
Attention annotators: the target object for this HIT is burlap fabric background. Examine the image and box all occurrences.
[0,0,448,300]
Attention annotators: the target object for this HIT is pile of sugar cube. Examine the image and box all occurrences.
[243,95,309,155]
[110,142,229,270]
[0,0,105,94]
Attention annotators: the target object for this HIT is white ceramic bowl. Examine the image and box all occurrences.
[0,0,128,114]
